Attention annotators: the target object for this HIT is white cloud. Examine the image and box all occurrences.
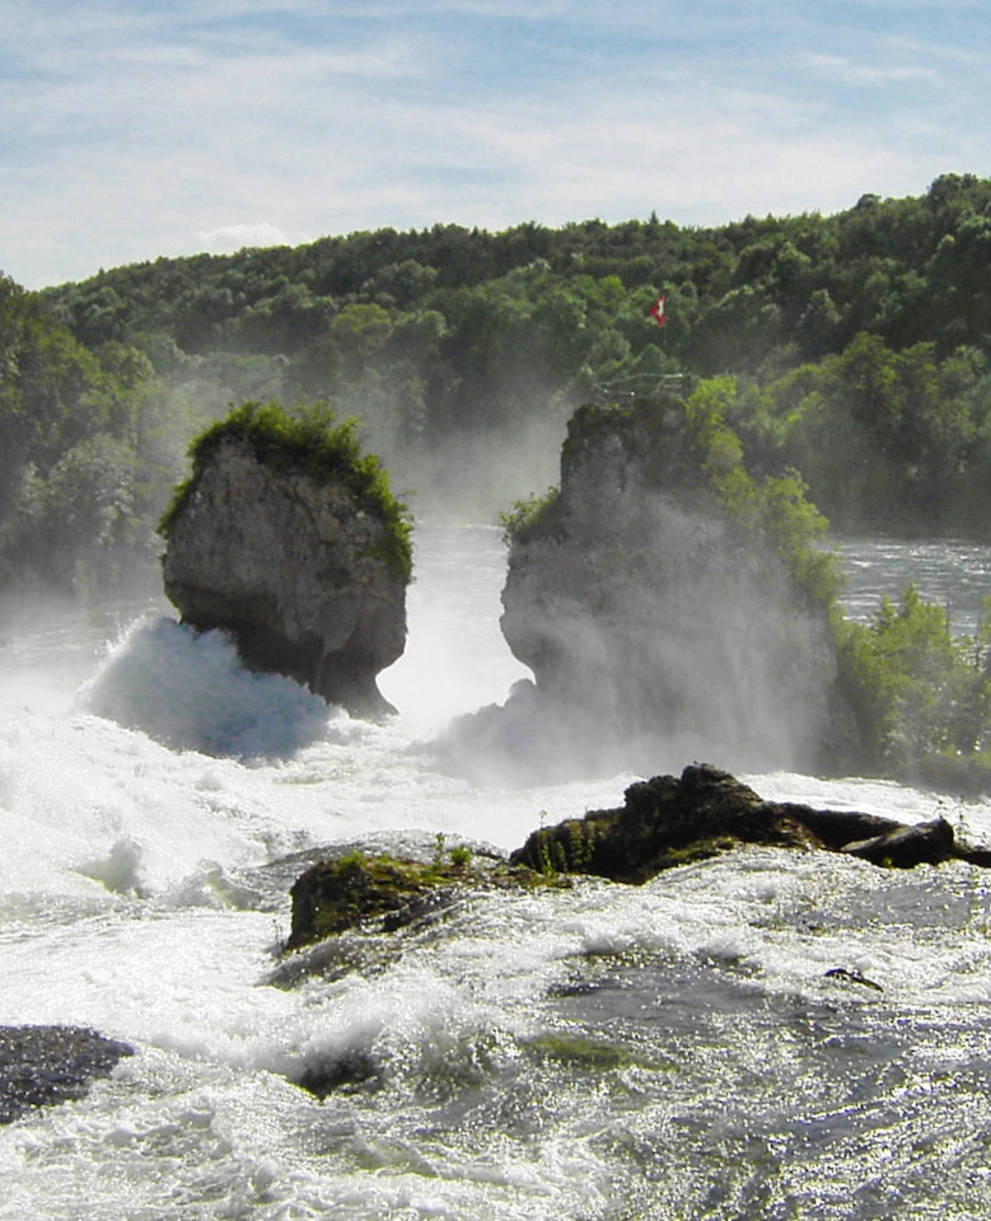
[801,52,938,87]
[197,223,292,251]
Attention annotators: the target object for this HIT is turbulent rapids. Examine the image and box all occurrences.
[3,522,991,1219]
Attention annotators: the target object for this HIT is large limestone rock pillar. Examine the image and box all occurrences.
[162,431,408,718]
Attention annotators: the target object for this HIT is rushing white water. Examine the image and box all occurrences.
[2,523,991,1219]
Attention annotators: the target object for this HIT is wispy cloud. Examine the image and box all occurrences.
[801,52,938,87]
[3,1,991,287]
[197,223,291,251]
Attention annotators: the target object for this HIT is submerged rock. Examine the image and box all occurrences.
[160,402,410,718]
[824,967,884,992]
[0,1025,133,1123]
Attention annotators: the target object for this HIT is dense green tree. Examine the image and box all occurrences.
[836,585,991,776]
[0,274,169,594]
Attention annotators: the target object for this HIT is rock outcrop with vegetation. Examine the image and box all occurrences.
[280,765,991,954]
[495,389,991,786]
[510,762,984,880]
[499,393,849,774]
[160,400,411,717]
[12,177,991,601]
[286,844,568,951]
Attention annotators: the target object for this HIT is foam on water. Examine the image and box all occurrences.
[5,522,991,1217]
[7,844,991,1217]
[81,616,335,759]
[5,808,991,1218]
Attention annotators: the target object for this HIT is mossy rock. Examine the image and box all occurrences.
[510,762,976,882]
[160,399,411,580]
[511,764,823,883]
[159,399,411,716]
[286,849,568,950]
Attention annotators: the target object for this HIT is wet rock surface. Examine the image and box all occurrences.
[0,1025,133,1124]
[285,846,569,952]
[283,766,991,953]
[511,763,982,881]
[840,817,957,868]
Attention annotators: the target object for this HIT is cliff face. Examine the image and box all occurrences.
[500,402,844,774]
[162,433,407,717]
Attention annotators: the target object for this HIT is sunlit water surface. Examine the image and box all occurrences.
[2,524,991,1219]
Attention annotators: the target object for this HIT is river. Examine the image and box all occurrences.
[2,524,991,1219]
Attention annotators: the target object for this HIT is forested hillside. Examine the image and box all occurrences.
[4,172,991,597]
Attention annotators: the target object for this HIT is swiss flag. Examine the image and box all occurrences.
[649,295,667,327]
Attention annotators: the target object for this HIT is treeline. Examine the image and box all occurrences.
[0,275,182,598]
[5,171,991,596]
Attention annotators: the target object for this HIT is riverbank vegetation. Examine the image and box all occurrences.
[836,587,991,790]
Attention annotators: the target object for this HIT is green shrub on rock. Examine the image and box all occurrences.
[286,849,570,950]
[159,399,412,580]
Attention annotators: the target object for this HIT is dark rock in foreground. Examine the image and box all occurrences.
[510,763,982,881]
[0,1026,133,1124]
[840,818,956,868]
[161,405,409,718]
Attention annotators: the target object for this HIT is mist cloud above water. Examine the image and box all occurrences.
[81,617,334,759]
[439,458,841,785]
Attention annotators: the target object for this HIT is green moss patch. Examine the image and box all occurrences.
[286,848,569,950]
[522,1031,635,1072]
[159,399,412,580]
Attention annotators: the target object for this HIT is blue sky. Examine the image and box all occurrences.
[3,0,990,288]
